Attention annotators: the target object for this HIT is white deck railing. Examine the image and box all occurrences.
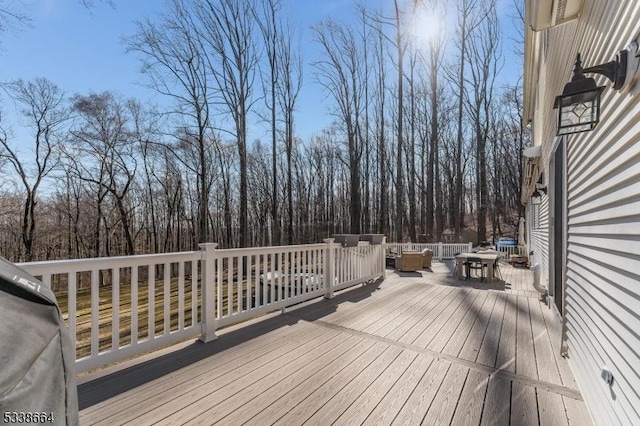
[17,239,484,374]
[386,243,528,260]
[20,250,204,374]
[386,242,474,259]
[496,245,528,257]
[18,239,385,373]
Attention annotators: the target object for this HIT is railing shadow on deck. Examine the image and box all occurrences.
[77,313,298,410]
[285,277,384,323]
[78,276,384,410]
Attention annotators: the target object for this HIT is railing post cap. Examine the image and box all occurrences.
[198,242,219,250]
[323,238,335,244]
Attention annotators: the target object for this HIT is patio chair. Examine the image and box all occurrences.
[395,251,423,272]
[452,253,460,277]
[421,249,433,268]
[464,257,487,281]
[493,259,504,281]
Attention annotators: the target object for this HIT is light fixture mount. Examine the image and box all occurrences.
[582,50,628,89]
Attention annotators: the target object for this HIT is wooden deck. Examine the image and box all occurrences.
[78,261,592,425]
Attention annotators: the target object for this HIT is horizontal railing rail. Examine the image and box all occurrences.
[18,239,385,374]
[385,242,474,260]
[495,245,528,258]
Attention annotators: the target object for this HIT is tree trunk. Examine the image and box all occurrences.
[394,1,404,242]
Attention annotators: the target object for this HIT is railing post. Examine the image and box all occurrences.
[438,242,443,260]
[381,237,387,279]
[468,242,473,253]
[323,238,335,299]
[198,243,218,343]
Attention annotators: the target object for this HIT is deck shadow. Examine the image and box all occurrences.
[78,277,384,410]
[78,313,301,410]
[287,277,383,322]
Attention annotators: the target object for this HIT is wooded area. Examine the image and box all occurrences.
[0,0,528,262]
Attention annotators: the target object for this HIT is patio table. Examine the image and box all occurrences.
[454,252,501,282]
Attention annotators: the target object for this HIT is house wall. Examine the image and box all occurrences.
[528,196,550,292]
[530,1,640,424]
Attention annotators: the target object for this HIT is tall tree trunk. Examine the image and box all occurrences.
[476,127,487,244]
[377,24,387,236]
[454,0,469,235]
[407,52,417,242]
[394,0,404,242]
[427,54,437,242]
[286,124,294,245]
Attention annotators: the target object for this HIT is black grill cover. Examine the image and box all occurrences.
[0,256,78,425]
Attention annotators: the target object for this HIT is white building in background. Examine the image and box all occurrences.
[522,1,640,424]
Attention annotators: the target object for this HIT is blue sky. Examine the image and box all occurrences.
[1,0,522,144]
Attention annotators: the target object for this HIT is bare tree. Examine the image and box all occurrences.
[276,18,302,244]
[69,92,138,256]
[393,0,407,242]
[313,19,364,234]
[414,0,448,242]
[127,0,214,245]
[78,0,115,8]
[196,0,259,248]
[463,0,501,244]
[373,16,388,235]
[254,0,281,245]
[0,1,30,46]
[449,0,487,234]
[0,0,115,49]
[0,78,65,261]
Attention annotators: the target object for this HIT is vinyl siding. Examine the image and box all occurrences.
[529,196,550,292]
[531,0,640,424]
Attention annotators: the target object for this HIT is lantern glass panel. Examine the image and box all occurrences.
[556,93,601,135]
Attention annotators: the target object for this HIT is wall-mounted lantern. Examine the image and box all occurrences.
[535,179,548,195]
[531,191,542,205]
[531,187,546,205]
[553,51,627,135]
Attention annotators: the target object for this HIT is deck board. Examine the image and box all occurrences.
[516,295,538,380]
[355,283,438,334]
[397,285,463,345]
[317,349,417,425]
[540,296,579,390]
[511,381,539,426]
[443,291,492,357]
[480,376,511,425]
[189,333,364,425]
[538,389,569,426]
[495,294,517,373]
[124,326,338,424]
[383,284,449,341]
[360,353,434,425]
[412,288,474,349]
[450,369,489,426]
[239,338,377,425]
[564,395,595,425]
[458,292,498,362]
[366,284,444,337]
[530,298,563,385]
[80,318,320,423]
[273,343,402,425]
[422,363,469,425]
[77,262,592,426]
[390,359,451,425]
[474,292,506,366]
